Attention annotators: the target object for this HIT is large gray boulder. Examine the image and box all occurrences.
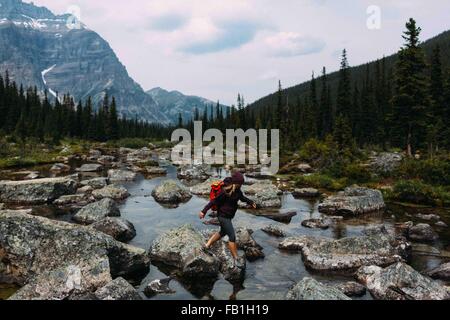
[177,165,212,182]
[151,180,192,205]
[50,163,71,173]
[91,217,136,242]
[241,181,282,208]
[279,229,410,272]
[0,210,149,300]
[149,225,220,278]
[73,199,121,225]
[94,277,142,300]
[368,152,403,174]
[0,177,78,205]
[76,164,103,172]
[53,194,95,208]
[261,225,286,238]
[80,177,109,190]
[108,169,138,182]
[356,262,450,300]
[286,278,351,300]
[92,185,130,201]
[318,187,385,216]
[408,224,438,242]
[236,228,264,261]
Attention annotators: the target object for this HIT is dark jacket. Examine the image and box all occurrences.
[202,188,254,219]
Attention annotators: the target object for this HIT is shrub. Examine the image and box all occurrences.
[387,180,450,207]
[342,163,373,184]
[393,158,450,186]
[107,138,151,149]
[294,174,348,191]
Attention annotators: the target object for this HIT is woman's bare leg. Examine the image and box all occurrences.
[205,232,221,248]
[228,241,239,260]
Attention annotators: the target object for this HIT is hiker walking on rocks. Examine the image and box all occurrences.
[199,172,257,268]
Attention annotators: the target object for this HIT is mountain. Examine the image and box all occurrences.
[249,29,450,112]
[0,0,171,124]
[147,87,229,122]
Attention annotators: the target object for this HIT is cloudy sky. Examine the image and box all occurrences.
[26,0,450,105]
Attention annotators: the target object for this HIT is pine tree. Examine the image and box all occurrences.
[178,112,183,128]
[336,49,352,120]
[428,45,445,153]
[109,97,119,140]
[391,18,430,156]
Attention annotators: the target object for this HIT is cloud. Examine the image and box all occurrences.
[264,32,326,57]
[179,20,264,55]
[149,14,188,32]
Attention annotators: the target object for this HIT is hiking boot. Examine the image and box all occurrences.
[233,257,245,270]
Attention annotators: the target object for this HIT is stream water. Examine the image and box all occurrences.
[1,162,449,300]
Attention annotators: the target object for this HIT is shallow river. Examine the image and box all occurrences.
[1,163,449,300]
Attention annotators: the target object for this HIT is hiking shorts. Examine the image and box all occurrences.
[218,216,236,243]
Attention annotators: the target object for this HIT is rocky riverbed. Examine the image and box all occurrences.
[1,147,449,300]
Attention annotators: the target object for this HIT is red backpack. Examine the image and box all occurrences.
[209,180,224,211]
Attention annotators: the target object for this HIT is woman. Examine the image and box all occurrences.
[199,171,257,268]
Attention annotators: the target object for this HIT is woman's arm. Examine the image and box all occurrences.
[239,190,257,208]
[201,192,225,214]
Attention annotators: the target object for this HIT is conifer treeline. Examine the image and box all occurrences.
[202,18,450,155]
[0,75,170,142]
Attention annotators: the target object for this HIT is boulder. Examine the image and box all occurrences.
[241,181,282,208]
[92,185,130,201]
[50,163,71,173]
[144,278,175,297]
[416,214,440,222]
[94,277,141,300]
[91,217,136,242]
[77,185,93,194]
[356,262,449,300]
[76,164,103,172]
[108,169,138,182]
[236,228,264,262]
[80,177,109,190]
[408,224,438,242]
[151,180,192,205]
[279,229,411,272]
[145,167,167,176]
[53,194,94,208]
[427,262,450,281]
[190,178,217,196]
[177,165,212,182]
[301,219,330,230]
[199,229,246,283]
[25,172,40,180]
[286,277,351,300]
[73,198,121,225]
[149,225,220,278]
[334,282,366,297]
[0,177,78,205]
[435,221,448,228]
[126,148,152,162]
[292,188,320,198]
[0,211,149,299]
[89,149,102,159]
[368,152,403,174]
[97,155,116,166]
[318,187,385,216]
[10,262,111,300]
[254,210,297,223]
[261,225,286,238]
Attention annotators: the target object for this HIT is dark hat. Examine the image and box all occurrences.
[223,177,233,186]
[231,171,245,185]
